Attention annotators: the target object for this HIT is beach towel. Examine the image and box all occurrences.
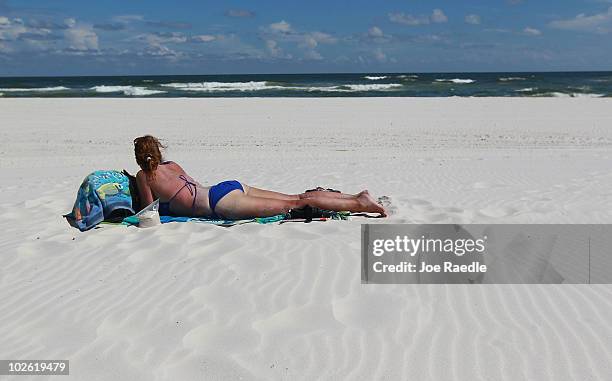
[121,210,350,228]
[65,170,135,231]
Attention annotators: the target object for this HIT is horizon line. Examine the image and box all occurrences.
[1,69,612,79]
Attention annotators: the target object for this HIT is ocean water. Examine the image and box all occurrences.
[0,72,611,98]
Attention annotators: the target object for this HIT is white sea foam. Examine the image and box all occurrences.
[435,78,476,84]
[550,92,572,98]
[514,88,605,97]
[364,76,388,80]
[90,85,165,96]
[499,77,527,81]
[567,93,605,98]
[123,87,166,96]
[303,83,403,92]
[397,74,419,79]
[91,85,130,93]
[590,78,612,83]
[0,86,69,92]
[161,81,284,91]
[528,91,604,98]
[300,86,339,92]
[567,85,593,92]
[161,81,403,92]
[342,83,403,91]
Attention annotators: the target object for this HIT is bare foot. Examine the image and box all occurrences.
[357,192,387,217]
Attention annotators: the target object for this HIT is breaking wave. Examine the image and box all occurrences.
[434,79,476,84]
[161,81,284,91]
[499,77,527,81]
[364,76,388,80]
[90,86,166,96]
[551,92,604,98]
[516,88,604,97]
[160,81,403,92]
[332,83,403,91]
[303,83,403,92]
[0,86,69,92]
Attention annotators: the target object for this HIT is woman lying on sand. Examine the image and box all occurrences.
[134,135,387,219]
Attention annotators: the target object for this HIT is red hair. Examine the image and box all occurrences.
[134,135,165,179]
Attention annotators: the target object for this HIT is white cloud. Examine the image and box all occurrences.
[367,26,384,38]
[301,35,318,49]
[374,48,387,63]
[266,22,335,46]
[297,32,335,60]
[388,12,429,26]
[0,17,25,40]
[298,32,335,49]
[264,22,335,61]
[431,9,448,23]
[364,26,392,43]
[64,24,99,50]
[112,15,144,24]
[303,49,323,60]
[309,31,336,44]
[389,9,448,26]
[191,34,216,42]
[269,20,292,33]
[64,18,77,28]
[142,43,182,60]
[548,6,612,33]
[465,14,481,25]
[139,32,187,45]
[0,16,56,50]
[265,39,290,59]
[413,34,445,44]
[523,26,542,36]
[265,39,279,55]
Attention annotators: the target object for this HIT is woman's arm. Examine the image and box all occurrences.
[136,170,155,206]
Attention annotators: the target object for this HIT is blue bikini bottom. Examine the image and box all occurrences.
[208,180,244,217]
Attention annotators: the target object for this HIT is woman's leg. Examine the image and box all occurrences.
[243,184,300,200]
[215,192,386,219]
[244,184,367,201]
[301,193,385,216]
[299,190,368,200]
[216,195,297,219]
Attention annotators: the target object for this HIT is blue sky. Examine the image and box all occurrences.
[0,0,611,75]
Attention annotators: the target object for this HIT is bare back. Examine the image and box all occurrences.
[136,162,212,216]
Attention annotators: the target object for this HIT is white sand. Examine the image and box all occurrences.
[1,98,612,380]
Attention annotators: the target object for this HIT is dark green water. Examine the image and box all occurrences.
[1,72,611,97]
